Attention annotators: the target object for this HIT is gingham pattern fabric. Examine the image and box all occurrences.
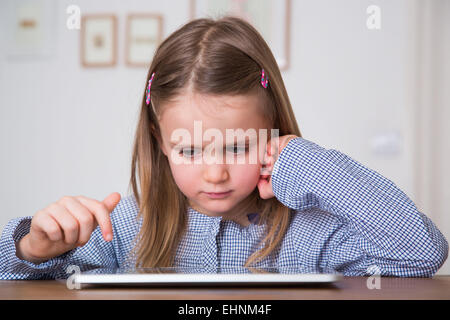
[0,138,447,280]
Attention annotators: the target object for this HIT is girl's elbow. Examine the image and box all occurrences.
[433,238,449,272]
[421,238,449,276]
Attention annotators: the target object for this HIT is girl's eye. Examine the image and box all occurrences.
[179,148,201,157]
[226,145,248,154]
[178,145,249,157]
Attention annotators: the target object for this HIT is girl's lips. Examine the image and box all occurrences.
[204,190,232,199]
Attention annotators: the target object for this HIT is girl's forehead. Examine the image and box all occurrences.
[159,91,269,131]
[164,90,261,113]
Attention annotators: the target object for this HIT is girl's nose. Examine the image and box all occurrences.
[203,164,229,184]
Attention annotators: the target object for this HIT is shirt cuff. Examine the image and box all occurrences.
[1,216,75,278]
[271,137,307,210]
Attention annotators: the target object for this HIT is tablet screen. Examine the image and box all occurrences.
[72,266,342,287]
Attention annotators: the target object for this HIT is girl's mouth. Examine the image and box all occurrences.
[204,191,232,199]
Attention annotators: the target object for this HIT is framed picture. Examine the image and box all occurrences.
[5,0,57,57]
[80,14,117,67]
[190,0,291,71]
[125,14,163,67]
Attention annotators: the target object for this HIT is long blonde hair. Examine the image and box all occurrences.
[129,16,302,268]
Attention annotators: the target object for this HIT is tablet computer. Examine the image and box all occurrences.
[72,267,342,288]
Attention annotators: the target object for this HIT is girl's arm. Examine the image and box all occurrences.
[271,137,448,277]
[0,198,134,280]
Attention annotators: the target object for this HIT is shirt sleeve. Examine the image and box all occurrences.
[0,214,118,280]
[271,137,449,277]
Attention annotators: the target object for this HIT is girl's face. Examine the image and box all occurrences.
[158,90,270,223]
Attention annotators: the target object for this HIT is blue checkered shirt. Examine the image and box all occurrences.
[0,137,448,279]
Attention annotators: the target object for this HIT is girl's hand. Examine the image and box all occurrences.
[257,135,298,199]
[15,192,121,264]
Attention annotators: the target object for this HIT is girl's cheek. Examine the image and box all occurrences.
[168,163,196,193]
[232,163,261,187]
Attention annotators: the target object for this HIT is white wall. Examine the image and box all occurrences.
[0,0,448,274]
[411,0,450,275]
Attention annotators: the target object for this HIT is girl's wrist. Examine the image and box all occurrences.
[15,234,47,264]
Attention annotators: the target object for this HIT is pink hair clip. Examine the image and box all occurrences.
[261,69,268,88]
[146,72,156,105]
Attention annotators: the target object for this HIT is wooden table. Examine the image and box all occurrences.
[0,276,449,300]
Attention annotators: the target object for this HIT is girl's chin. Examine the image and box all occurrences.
[189,201,236,216]
[198,204,234,215]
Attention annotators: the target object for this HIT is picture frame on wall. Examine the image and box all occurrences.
[5,0,57,58]
[190,0,291,71]
[125,14,163,67]
[80,14,117,67]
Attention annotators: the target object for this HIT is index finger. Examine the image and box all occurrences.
[75,196,113,242]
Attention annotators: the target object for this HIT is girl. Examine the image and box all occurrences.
[0,16,447,280]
